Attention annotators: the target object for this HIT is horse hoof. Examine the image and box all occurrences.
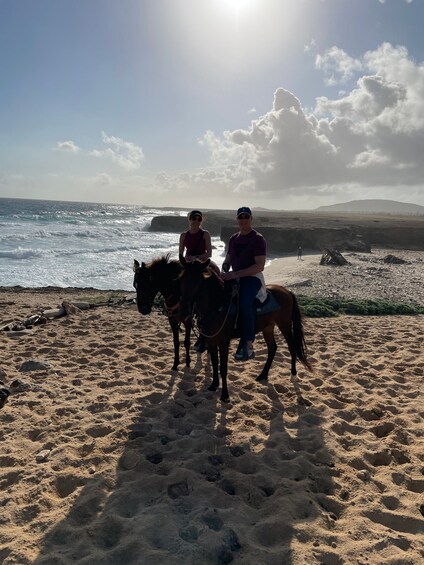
[256,375,267,382]
[208,384,218,392]
[171,366,178,371]
[220,395,230,403]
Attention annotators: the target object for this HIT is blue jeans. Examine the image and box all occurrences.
[239,276,261,345]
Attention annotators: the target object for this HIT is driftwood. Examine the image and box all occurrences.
[62,300,82,315]
[1,295,136,338]
[320,248,350,266]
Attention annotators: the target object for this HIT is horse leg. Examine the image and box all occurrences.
[208,343,220,392]
[256,325,277,382]
[183,321,191,368]
[218,340,230,402]
[279,324,297,376]
[169,320,180,371]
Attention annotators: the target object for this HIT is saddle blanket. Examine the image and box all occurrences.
[255,290,280,315]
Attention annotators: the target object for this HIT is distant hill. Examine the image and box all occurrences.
[316,199,424,215]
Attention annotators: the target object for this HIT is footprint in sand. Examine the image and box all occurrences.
[364,510,424,535]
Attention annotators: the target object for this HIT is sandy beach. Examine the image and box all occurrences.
[1,253,423,564]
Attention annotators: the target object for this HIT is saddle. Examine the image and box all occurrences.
[255,290,280,315]
[223,282,280,318]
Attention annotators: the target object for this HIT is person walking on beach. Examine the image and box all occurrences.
[221,206,266,361]
[297,245,302,260]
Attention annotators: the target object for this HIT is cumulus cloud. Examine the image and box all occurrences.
[89,132,144,171]
[56,140,81,153]
[161,42,422,204]
[315,46,363,85]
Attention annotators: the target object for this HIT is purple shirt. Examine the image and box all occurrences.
[228,229,266,271]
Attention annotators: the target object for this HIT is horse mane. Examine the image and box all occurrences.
[146,254,181,278]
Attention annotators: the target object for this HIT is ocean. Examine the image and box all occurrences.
[0,198,226,290]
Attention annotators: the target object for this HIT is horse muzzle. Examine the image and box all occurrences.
[138,304,152,315]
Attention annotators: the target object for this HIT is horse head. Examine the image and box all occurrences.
[133,259,158,315]
[179,255,211,320]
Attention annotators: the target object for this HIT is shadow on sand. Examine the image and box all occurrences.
[33,345,336,564]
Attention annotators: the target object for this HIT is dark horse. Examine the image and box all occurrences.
[133,255,192,371]
[180,257,312,402]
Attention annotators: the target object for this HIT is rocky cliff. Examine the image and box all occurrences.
[221,226,370,254]
[149,212,424,252]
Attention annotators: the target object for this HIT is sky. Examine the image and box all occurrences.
[1,0,424,210]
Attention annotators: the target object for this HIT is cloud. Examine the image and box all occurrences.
[304,38,316,53]
[315,46,363,85]
[94,172,114,186]
[89,132,144,171]
[56,140,81,153]
[157,43,424,205]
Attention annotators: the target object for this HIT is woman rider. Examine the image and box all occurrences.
[179,210,212,352]
[178,210,212,262]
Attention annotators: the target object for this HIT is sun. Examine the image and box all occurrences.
[215,0,258,18]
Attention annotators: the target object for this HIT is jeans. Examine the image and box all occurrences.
[239,276,261,345]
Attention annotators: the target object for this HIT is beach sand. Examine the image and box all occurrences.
[0,258,423,564]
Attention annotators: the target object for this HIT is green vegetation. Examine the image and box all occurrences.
[78,292,128,305]
[298,296,424,318]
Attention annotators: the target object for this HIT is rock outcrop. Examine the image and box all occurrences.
[221,226,370,254]
[149,215,234,236]
[149,212,424,251]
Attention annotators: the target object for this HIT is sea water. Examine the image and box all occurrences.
[0,198,226,290]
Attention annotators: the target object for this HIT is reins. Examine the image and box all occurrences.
[192,283,238,339]
[163,294,181,317]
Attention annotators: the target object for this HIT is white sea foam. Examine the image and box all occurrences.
[0,198,226,289]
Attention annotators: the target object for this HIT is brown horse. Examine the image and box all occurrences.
[179,257,312,402]
[133,255,193,371]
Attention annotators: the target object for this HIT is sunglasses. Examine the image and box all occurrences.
[191,216,202,222]
[237,214,250,220]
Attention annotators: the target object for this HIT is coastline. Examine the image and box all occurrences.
[264,247,424,306]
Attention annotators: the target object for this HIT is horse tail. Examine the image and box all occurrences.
[291,292,313,371]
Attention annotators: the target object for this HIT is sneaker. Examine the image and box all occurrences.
[194,336,208,353]
[234,346,255,361]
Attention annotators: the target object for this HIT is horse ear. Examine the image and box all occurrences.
[201,258,211,271]
[133,260,140,272]
[141,262,146,269]
[179,254,187,267]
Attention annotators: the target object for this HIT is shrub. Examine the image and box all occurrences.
[298,296,424,318]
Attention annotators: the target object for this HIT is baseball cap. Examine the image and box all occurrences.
[188,210,203,220]
[236,206,252,218]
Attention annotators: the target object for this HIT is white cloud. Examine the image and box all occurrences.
[304,38,316,53]
[156,43,424,206]
[56,140,81,153]
[315,46,363,85]
[247,107,257,114]
[89,132,144,171]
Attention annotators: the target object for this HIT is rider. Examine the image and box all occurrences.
[179,210,212,353]
[179,210,212,262]
[221,206,266,361]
